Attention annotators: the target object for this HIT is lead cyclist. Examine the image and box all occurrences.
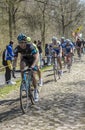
[13,33,39,102]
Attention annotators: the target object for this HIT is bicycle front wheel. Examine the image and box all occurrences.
[20,81,34,114]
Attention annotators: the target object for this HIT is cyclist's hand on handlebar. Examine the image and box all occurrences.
[31,66,38,71]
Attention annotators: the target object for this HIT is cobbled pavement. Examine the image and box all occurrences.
[0,56,85,130]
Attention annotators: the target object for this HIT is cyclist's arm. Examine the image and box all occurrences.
[31,53,39,68]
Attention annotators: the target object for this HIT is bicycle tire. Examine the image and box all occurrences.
[20,81,34,114]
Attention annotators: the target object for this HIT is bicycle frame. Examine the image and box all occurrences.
[22,70,33,91]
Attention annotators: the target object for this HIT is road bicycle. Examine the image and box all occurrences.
[16,68,35,114]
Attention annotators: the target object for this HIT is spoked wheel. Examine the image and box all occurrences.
[20,82,34,114]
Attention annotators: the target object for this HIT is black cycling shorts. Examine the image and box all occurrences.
[21,57,35,67]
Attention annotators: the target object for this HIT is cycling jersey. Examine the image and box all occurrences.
[60,42,66,49]
[60,42,66,56]
[65,44,72,54]
[14,43,37,65]
[52,44,61,55]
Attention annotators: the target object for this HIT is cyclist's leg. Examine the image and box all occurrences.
[32,70,39,101]
[67,55,71,65]
[37,68,43,86]
[32,72,37,88]
[57,56,63,75]
[36,58,43,86]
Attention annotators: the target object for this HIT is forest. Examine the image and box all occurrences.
[0,0,85,50]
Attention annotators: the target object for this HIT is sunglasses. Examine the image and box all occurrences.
[19,41,27,44]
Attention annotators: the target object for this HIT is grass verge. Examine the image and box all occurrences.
[0,80,21,98]
[0,65,52,98]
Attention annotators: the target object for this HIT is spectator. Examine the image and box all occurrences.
[34,40,37,45]
[5,41,16,85]
[45,44,51,65]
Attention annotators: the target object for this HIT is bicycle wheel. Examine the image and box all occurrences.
[20,81,34,114]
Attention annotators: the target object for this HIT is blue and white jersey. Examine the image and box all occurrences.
[60,42,66,49]
[70,42,74,49]
[65,43,73,54]
[5,44,14,61]
[52,44,61,55]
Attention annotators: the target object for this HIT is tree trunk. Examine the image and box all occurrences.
[62,14,65,36]
[8,7,12,40]
[41,10,46,56]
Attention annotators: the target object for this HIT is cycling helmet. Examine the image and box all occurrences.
[27,37,31,42]
[17,33,27,42]
[66,39,70,42]
[61,37,65,39]
[52,36,57,41]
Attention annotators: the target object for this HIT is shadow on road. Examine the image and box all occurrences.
[0,91,85,125]
[38,92,85,125]
[0,98,22,122]
[43,79,54,84]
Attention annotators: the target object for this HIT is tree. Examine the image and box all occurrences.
[50,0,85,37]
[0,0,25,40]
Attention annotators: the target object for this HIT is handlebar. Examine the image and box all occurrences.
[15,68,32,73]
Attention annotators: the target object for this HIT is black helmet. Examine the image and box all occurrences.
[17,33,27,42]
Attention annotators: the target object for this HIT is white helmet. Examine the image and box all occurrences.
[52,36,57,41]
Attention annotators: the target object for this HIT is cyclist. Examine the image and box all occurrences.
[76,38,83,59]
[51,36,63,75]
[13,33,39,102]
[64,39,73,67]
[27,37,43,87]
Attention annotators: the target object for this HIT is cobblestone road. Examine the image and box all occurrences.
[0,57,85,130]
